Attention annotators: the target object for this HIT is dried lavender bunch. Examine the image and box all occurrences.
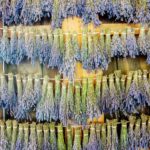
[28,123,38,150]
[86,125,102,150]
[81,78,88,125]
[20,0,33,24]
[127,116,136,149]
[82,127,89,150]
[31,0,43,23]
[66,127,73,150]
[146,29,150,64]
[86,78,100,121]
[57,124,66,150]
[0,121,9,150]
[54,75,61,120]
[51,0,62,28]
[39,31,51,65]
[48,29,62,69]
[74,84,82,125]
[59,29,65,58]
[11,120,18,150]
[120,120,128,150]
[36,76,49,122]
[111,32,124,57]
[105,32,111,63]
[82,0,101,26]
[66,81,74,121]
[140,114,149,149]
[111,120,119,150]
[101,124,107,150]
[16,27,26,65]
[73,128,81,150]
[36,124,43,150]
[15,75,35,120]
[43,123,51,150]
[72,32,81,61]
[97,0,107,16]
[7,73,16,114]
[0,27,10,63]
[16,123,24,150]
[108,74,120,117]
[111,0,121,20]
[137,27,147,55]
[6,120,12,147]
[0,74,9,109]
[9,27,17,64]
[41,0,53,18]
[106,120,112,150]
[126,28,139,58]
[59,83,67,126]
[105,0,114,19]
[25,29,37,65]
[81,29,88,70]
[59,33,76,80]
[50,122,57,150]
[23,123,29,150]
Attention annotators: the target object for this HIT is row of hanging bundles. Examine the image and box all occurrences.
[0,26,150,79]
[0,70,150,126]
[0,115,150,150]
[0,0,150,27]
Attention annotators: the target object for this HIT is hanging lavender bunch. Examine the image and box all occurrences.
[59,29,65,58]
[146,29,150,64]
[66,127,73,150]
[28,123,38,150]
[105,0,114,19]
[57,124,66,150]
[74,84,82,125]
[16,123,24,150]
[126,28,139,58]
[84,33,95,70]
[66,81,74,121]
[15,75,35,120]
[50,122,57,150]
[72,32,81,61]
[48,29,62,69]
[59,33,76,80]
[112,0,121,20]
[20,0,33,25]
[86,125,102,150]
[97,0,107,16]
[39,31,51,65]
[35,33,42,62]
[119,0,134,22]
[105,32,111,63]
[23,123,29,150]
[36,75,49,122]
[81,29,88,69]
[86,78,100,121]
[51,0,62,28]
[0,121,9,150]
[111,32,124,57]
[7,73,16,114]
[120,120,128,150]
[11,120,18,150]
[101,124,107,150]
[137,27,147,55]
[108,74,120,117]
[0,27,10,63]
[100,76,111,114]
[106,120,112,150]
[3,0,16,25]
[9,27,17,64]
[140,114,149,149]
[43,123,51,150]
[82,127,89,150]
[16,27,26,65]
[41,0,53,18]
[82,0,100,25]
[25,29,37,65]
[31,0,43,23]
[73,128,81,150]
[127,116,136,149]
[111,120,119,150]
[0,74,9,109]
[81,78,88,125]
[36,124,43,150]
[6,120,12,148]
[59,83,67,126]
